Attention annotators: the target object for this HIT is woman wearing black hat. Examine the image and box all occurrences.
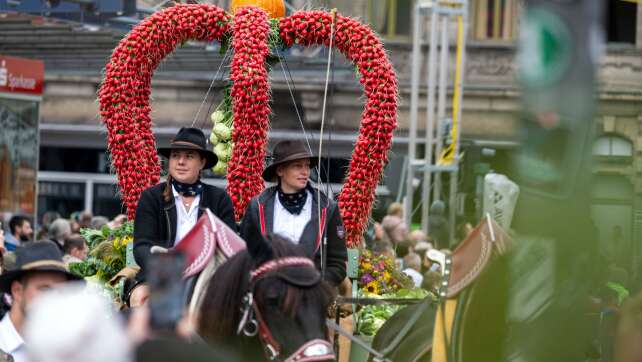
[239,140,347,287]
[129,127,236,306]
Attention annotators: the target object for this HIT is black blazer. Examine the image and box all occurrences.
[239,186,347,286]
[133,182,236,280]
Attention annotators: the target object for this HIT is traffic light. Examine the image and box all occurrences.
[505,2,605,361]
[512,0,603,225]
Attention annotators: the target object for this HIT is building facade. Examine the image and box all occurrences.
[2,0,642,266]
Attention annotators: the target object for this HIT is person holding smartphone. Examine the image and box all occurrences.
[129,128,236,307]
[239,140,347,287]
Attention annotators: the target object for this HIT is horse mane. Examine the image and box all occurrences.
[197,235,333,345]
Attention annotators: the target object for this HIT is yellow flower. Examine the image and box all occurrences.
[362,262,372,271]
[112,238,121,249]
[383,271,391,281]
[366,281,379,295]
[122,236,133,247]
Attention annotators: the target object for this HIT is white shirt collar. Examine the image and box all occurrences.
[172,185,201,245]
[273,190,312,244]
[0,313,24,355]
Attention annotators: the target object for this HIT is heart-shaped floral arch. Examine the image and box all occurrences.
[98,4,398,248]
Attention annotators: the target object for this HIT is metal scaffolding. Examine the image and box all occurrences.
[405,0,468,243]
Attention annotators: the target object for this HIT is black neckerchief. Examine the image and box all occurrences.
[277,185,308,215]
[171,178,204,197]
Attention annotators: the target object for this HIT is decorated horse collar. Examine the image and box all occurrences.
[250,257,315,282]
[239,256,330,361]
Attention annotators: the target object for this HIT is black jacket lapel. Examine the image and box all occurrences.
[162,184,177,248]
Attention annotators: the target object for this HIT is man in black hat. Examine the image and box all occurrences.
[240,140,347,287]
[0,242,82,362]
[130,127,236,306]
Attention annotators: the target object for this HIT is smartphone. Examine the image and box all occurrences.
[147,252,187,332]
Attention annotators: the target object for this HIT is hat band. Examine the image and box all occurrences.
[21,260,67,271]
[171,141,205,150]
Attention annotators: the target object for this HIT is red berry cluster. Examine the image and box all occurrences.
[98,4,231,218]
[226,7,271,221]
[280,12,398,247]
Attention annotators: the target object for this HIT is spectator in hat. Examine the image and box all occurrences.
[130,127,236,307]
[0,242,83,362]
[240,139,347,287]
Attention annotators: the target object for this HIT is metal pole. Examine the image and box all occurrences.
[448,4,468,245]
[422,7,439,234]
[434,12,450,203]
[406,3,424,229]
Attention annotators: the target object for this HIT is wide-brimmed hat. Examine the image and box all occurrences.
[262,140,317,181]
[0,242,83,294]
[158,127,218,169]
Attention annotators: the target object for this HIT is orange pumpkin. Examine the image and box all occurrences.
[230,0,285,19]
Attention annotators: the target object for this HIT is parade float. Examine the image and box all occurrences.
[91,0,405,354]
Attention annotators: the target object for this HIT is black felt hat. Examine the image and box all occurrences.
[0,242,83,293]
[158,127,218,169]
[262,140,317,182]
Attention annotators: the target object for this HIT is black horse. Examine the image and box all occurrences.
[197,233,336,362]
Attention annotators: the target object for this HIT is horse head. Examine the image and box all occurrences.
[198,232,335,362]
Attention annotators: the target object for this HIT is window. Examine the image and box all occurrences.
[37,181,85,220]
[606,0,637,44]
[368,0,414,38]
[593,135,633,157]
[0,97,39,216]
[93,183,124,219]
[472,0,520,41]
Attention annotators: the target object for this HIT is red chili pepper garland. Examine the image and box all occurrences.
[98,4,231,219]
[280,12,398,247]
[227,7,271,221]
[99,5,398,249]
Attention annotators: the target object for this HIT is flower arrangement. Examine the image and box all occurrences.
[358,249,414,294]
[70,222,134,289]
[98,4,398,247]
[356,249,431,336]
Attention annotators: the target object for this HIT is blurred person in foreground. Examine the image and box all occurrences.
[614,291,642,362]
[24,285,131,362]
[0,242,82,362]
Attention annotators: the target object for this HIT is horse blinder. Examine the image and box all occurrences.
[240,257,322,361]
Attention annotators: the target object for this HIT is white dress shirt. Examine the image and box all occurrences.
[273,190,312,244]
[0,313,27,362]
[172,186,201,246]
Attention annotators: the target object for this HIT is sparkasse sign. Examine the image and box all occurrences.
[0,55,44,96]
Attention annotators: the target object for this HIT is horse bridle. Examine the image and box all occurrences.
[238,256,331,361]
